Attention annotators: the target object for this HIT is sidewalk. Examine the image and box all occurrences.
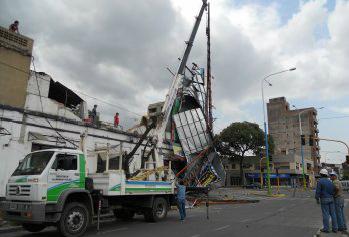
[315,230,349,237]
[314,198,349,237]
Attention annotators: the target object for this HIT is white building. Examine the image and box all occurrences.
[0,27,170,197]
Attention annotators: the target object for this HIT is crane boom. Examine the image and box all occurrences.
[177,0,208,75]
[153,0,208,167]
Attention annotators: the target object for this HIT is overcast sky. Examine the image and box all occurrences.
[1,0,349,164]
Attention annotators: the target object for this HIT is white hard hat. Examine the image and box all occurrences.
[320,168,329,176]
[330,171,338,177]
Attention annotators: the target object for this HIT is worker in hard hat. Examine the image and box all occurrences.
[330,171,347,232]
[315,168,338,233]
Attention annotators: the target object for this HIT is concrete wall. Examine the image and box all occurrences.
[0,26,33,108]
[25,72,82,121]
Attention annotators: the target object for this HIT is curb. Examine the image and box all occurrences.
[0,225,22,234]
[249,192,286,198]
[193,199,260,205]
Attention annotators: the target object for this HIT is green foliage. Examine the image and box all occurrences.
[217,122,264,158]
[215,121,274,185]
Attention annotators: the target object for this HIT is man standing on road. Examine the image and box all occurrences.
[176,180,186,221]
[330,171,347,232]
[316,168,338,233]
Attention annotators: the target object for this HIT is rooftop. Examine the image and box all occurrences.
[0,25,33,55]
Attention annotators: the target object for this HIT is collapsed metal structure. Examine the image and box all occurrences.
[129,0,225,188]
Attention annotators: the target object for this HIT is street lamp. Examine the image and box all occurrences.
[292,105,324,190]
[261,67,296,195]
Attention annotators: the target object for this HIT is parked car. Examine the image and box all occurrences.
[340,180,349,192]
[243,183,261,189]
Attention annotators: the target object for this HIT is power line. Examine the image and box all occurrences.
[31,56,78,148]
[0,60,29,74]
[319,115,349,120]
[75,90,143,117]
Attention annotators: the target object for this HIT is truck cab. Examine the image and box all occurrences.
[1,149,93,236]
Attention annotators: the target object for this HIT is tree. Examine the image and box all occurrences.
[216,121,274,185]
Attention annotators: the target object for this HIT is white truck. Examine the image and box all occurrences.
[1,149,176,237]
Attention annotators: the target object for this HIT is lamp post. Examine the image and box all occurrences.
[261,67,296,195]
[292,105,324,190]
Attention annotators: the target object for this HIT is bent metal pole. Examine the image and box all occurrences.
[316,137,349,160]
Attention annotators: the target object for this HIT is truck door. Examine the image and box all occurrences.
[47,153,81,202]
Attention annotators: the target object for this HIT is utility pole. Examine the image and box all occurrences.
[205,2,212,132]
[292,105,323,189]
[260,67,296,195]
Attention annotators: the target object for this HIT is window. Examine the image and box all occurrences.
[307,164,312,170]
[279,165,290,170]
[12,151,54,176]
[52,154,77,171]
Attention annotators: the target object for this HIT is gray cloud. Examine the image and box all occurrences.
[2,0,349,133]
[0,0,187,127]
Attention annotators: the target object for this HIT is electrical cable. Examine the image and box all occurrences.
[319,115,349,120]
[31,56,78,148]
[75,90,142,117]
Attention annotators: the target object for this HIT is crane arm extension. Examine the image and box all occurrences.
[153,0,208,161]
[177,0,208,75]
[126,122,156,165]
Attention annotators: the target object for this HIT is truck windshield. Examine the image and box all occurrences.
[12,151,54,176]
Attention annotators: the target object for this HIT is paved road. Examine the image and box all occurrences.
[2,196,331,237]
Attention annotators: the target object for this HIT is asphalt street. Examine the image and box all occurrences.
[2,195,337,237]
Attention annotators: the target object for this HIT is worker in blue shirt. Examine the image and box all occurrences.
[176,179,186,221]
[315,168,338,233]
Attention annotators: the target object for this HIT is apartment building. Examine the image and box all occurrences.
[267,97,320,186]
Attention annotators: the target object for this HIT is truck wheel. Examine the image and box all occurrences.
[22,223,46,232]
[57,202,89,237]
[144,197,168,222]
[113,209,135,221]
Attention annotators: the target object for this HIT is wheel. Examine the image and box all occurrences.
[22,223,46,232]
[144,197,168,222]
[113,209,135,221]
[57,202,89,237]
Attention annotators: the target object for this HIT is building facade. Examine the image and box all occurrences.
[0,26,173,198]
[223,156,296,187]
[267,97,320,186]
